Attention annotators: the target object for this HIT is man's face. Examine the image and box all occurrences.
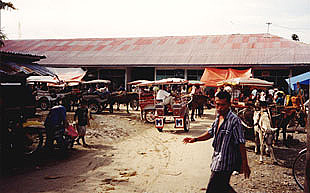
[215,97,230,116]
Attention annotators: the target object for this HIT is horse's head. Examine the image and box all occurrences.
[237,108,254,128]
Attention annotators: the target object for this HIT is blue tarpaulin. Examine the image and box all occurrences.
[286,71,310,90]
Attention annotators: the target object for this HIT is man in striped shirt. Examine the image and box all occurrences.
[183,91,251,193]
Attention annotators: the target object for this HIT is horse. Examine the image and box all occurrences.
[109,91,139,113]
[237,105,278,164]
[188,94,211,121]
[253,108,278,164]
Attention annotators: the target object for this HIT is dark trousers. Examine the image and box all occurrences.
[45,125,56,149]
[45,125,64,149]
[206,171,236,193]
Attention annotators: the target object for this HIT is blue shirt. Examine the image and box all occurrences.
[208,110,245,172]
[44,105,66,127]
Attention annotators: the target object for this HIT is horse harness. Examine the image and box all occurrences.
[254,110,275,145]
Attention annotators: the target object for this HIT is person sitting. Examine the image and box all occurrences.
[195,85,203,95]
[275,92,284,105]
[156,87,174,107]
[190,85,196,96]
[290,92,301,109]
[181,86,187,95]
[88,86,95,94]
[95,85,110,99]
[117,85,126,92]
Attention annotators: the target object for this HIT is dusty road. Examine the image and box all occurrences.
[0,109,217,193]
[0,107,306,193]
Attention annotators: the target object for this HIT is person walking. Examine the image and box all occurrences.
[74,100,92,147]
[183,90,251,193]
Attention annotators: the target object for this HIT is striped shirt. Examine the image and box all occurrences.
[208,110,245,172]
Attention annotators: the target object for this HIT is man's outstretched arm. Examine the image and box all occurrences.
[183,130,212,144]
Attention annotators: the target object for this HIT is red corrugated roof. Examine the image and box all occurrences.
[1,34,310,67]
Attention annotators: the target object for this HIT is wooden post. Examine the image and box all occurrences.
[305,85,310,193]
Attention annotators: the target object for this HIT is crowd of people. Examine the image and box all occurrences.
[220,82,307,111]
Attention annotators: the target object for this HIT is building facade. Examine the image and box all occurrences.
[1,33,310,90]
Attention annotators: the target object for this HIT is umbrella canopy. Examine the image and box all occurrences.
[155,78,187,84]
[127,80,150,85]
[27,76,59,84]
[136,78,188,86]
[136,80,156,87]
[188,80,206,86]
[82,79,111,84]
[217,77,273,87]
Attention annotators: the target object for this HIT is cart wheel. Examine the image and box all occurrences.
[24,128,43,155]
[89,102,100,114]
[101,103,108,111]
[145,110,155,123]
[293,149,306,190]
[184,113,190,132]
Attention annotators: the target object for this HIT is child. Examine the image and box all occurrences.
[74,100,92,146]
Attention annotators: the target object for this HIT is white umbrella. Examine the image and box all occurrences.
[217,77,273,87]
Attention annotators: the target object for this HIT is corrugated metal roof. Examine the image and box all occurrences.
[0,50,46,61]
[0,51,54,76]
[0,62,55,76]
[1,34,310,67]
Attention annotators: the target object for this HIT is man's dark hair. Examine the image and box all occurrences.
[215,90,231,103]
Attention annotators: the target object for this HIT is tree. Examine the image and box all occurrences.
[0,30,6,47]
[292,34,300,41]
[0,1,16,47]
[0,1,15,10]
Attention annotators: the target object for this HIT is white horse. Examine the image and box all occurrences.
[253,108,278,164]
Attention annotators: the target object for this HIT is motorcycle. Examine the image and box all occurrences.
[45,124,78,151]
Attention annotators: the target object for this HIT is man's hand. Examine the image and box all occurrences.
[183,137,195,144]
[239,143,251,179]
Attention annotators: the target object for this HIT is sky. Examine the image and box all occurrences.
[2,0,310,43]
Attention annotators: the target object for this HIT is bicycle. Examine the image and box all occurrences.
[292,148,307,190]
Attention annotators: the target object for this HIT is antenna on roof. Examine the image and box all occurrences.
[18,21,21,39]
[266,22,272,34]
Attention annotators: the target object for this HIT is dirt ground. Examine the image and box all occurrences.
[0,107,307,193]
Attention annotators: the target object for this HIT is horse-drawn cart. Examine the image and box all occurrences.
[135,78,191,132]
[80,79,112,113]
[154,95,190,132]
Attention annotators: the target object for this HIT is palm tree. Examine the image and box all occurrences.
[0,1,16,47]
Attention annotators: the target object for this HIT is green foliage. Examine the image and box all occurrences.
[0,1,16,10]
[0,30,6,47]
[0,1,16,47]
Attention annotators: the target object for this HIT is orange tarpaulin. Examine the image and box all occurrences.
[200,68,252,87]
